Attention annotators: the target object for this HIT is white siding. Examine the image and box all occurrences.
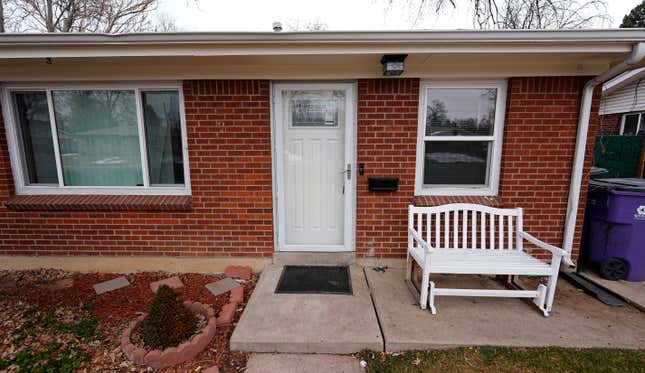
[600,80,645,115]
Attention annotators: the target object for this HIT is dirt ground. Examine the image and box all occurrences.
[0,269,257,372]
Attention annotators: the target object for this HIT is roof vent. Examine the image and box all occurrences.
[272,22,283,32]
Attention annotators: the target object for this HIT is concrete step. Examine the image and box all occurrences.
[272,252,356,266]
[230,265,383,354]
[245,353,365,373]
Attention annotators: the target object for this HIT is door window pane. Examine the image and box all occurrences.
[639,114,644,135]
[623,114,639,135]
[423,141,490,185]
[142,91,184,185]
[286,90,345,128]
[52,90,143,186]
[12,92,58,184]
[425,88,497,136]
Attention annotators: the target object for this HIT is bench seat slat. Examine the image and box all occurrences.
[409,246,551,275]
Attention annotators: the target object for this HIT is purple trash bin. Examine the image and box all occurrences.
[587,180,645,281]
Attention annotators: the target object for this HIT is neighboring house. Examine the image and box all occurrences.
[0,30,644,273]
[597,67,645,178]
[600,67,645,135]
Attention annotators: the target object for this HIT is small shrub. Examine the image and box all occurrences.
[141,285,198,350]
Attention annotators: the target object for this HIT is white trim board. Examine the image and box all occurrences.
[0,29,643,60]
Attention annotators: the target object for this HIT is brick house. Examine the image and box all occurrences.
[0,30,644,273]
[599,67,645,135]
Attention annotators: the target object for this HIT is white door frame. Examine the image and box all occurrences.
[271,82,356,252]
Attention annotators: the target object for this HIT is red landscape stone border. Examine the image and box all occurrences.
[225,266,252,280]
[121,302,216,369]
[213,266,250,326]
[149,276,184,293]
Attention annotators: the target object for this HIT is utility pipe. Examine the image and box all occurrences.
[562,42,645,266]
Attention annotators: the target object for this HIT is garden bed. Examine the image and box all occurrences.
[0,269,256,372]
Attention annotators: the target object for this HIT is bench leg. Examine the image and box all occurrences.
[543,254,563,316]
[544,270,560,315]
[419,265,430,310]
[428,281,437,315]
[405,252,412,282]
[533,284,548,316]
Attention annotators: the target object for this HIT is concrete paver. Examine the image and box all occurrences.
[245,353,364,373]
[93,276,130,295]
[205,277,241,297]
[366,268,645,351]
[230,265,383,354]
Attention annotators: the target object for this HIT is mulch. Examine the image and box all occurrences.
[0,269,257,372]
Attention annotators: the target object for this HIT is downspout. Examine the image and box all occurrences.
[562,42,645,266]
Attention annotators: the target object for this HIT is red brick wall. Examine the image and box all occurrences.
[355,79,420,258]
[500,77,599,259]
[0,80,274,258]
[599,113,622,135]
[355,76,598,260]
[0,77,598,261]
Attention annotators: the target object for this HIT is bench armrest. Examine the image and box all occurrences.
[518,231,567,257]
[408,227,434,253]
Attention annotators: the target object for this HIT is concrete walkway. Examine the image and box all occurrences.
[245,353,364,373]
[367,268,645,351]
[230,265,383,354]
[581,270,645,311]
[232,265,645,354]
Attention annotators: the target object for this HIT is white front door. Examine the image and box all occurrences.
[273,83,355,252]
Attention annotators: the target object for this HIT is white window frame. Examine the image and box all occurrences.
[415,80,507,196]
[1,82,191,195]
[619,112,644,135]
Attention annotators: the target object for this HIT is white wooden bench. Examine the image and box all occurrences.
[407,204,567,317]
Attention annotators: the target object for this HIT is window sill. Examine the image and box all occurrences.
[5,194,192,212]
[414,195,501,207]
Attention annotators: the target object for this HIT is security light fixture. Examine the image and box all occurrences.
[380,54,407,76]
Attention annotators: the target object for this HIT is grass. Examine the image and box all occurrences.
[359,347,645,373]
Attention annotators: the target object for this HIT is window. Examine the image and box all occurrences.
[286,90,345,128]
[620,112,645,135]
[415,80,507,196]
[3,84,189,195]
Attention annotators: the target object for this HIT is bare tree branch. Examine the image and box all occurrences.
[3,0,166,33]
[388,0,609,29]
[286,18,328,31]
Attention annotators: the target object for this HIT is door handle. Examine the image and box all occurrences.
[341,164,351,180]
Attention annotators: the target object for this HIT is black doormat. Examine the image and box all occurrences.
[275,265,352,295]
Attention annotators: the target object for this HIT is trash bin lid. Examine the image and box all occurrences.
[590,178,645,192]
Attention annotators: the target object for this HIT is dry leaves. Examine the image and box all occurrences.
[0,270,257,372]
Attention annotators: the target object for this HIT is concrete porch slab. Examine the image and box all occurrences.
[581,270,645,311]
[245,353,364,373]
[230,265,383,354]
[366,268,645,351]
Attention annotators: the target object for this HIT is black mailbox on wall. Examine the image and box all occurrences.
[368,177,399,192]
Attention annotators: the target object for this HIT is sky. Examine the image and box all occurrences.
[157,0,642,32]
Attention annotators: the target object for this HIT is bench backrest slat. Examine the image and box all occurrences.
[410,203,524,252]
